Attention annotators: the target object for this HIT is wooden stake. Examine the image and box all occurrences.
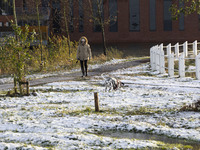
[27,81,30,96]
[19,82,23,95]
[18,81,30,96]
[14,77,17,94]
[94,92,99,112]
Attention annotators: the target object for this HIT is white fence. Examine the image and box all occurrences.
[150,40,200,80]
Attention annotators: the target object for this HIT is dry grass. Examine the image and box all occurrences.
[0,39,124,76]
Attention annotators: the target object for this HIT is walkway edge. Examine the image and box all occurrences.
[0,58,150,91]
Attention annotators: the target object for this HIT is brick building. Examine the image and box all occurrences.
[1,0,200,44]
[50,0,200,44]
[0,0,49,42]
[0,0,14,37]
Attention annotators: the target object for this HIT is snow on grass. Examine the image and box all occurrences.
[0,62,200,149]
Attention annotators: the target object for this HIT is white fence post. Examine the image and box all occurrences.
[150,47,153,70]
[193,40,198,56]
[159,44,165,74]
[167,43,171,57]
[167,43,172,75]
[152,46,155,71]
[156,45,160,71]
[179,53,185,78]
[151,46,156,71]
[168,53,174,77]
[150,41,200,79]
[183,41,188,57]
[153,46,157,71]
[196,54,200,80]
[175,43,179,58]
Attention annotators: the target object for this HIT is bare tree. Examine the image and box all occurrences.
[21,0,50,68]
[35,0,44,67]
[61,0,73,56]
[86,0,117,56]
[50,0,73,56]
[88,0,107,55]
[12,0,17,27]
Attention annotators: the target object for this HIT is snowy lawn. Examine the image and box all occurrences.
[0,62,200,149]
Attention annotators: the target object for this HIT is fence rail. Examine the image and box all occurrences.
[150,40,200,80]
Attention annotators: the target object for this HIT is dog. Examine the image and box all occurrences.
[101,73,124,91]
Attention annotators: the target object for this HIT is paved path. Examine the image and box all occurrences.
[0,58,149,91]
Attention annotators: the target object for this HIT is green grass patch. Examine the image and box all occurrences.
[52,107,98,117]
[126,107,177,116]
[49,106,178,117]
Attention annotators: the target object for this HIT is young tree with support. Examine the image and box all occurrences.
[2,23,37,96]
[0,0,38,96]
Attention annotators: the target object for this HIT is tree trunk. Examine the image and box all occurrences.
[97,0,107,56]
[13,0,18,27]
[101,26,107,56]
[63,3,71,56]
[36,2,43,67]
[100,18,107,56]
[13,0,22,94]
[13,0,18,41]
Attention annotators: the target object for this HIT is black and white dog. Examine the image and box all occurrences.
[101,73,124,91]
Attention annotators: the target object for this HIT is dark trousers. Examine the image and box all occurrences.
[80,60,88,76]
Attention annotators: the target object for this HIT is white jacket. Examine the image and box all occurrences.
[76,36,92,61]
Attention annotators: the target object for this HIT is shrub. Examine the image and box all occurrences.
[0,24,36,80]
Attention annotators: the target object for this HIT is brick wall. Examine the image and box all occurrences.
[1,0,199,44]
[68,0,200,44]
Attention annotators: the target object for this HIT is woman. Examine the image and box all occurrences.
[76,36,92,77]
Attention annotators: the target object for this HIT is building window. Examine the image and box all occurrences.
[23,0,27,11]
[5,22,9,27]
[69,0,74,32]
[0,22,3,27]
[129,0,140,32]
[93,0,103,32]
[199,15,200,30]
[79,0,84,32]
[0,0,13,15]
[150,0,156,31]
[42,0,49,7]
[164,0,172,31]
[179,0,184,31]
[109,0,118,32]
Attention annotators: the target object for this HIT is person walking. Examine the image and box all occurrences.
[76,36,92,77]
